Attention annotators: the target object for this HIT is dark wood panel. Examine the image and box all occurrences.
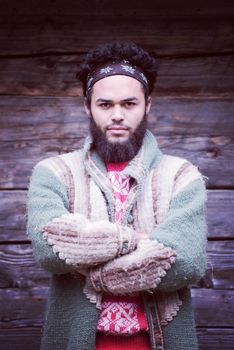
[152,98,234,137]
[0,244,50,289]
[0,190,233,241]
[0,96,86,141]
[0,287,233,328]
[206,190,234,238]
[0,191,27,242]
[0,9,233,56]
[0,287,48,328]
[1,134,233,189]
[158,135,234,188]
[200,240,234,289]
[0,328,41,350]
[0,54,233,97]
[191,289,234,327]
[1,0,234,16]
[196,328,234,350]
[1,240,234,289]
[0,327,233,350]
[1,96,233,141]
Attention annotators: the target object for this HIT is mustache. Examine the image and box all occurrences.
[106,123,130,130]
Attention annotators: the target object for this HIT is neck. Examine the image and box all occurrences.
[106,161,129,172]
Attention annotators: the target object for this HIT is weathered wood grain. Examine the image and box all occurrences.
[196,328,234,349]
[1,134,233,189]
[1,239,234,289]
[0,328,41,350]
[191,289,234,327]
[0,287,48,328]
[0,244,50,289]
[0,1,233,56]
[0,95,233,188]
[158,135,234,189]
[0,286,233,329]
[0,54,233,97]
[206,190,234,238]
[1,96,233,141]
[1,0,234,15]
[0,327,233,350]
[200,240,234,289]
[0,191,27,242]
[0,190,233,241]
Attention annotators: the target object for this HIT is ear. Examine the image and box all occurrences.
[145,96,152,115]
[84,98,91,117]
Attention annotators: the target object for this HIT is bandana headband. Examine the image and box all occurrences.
[86,60,149,97]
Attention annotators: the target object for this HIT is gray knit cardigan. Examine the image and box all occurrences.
[27,130,207,350]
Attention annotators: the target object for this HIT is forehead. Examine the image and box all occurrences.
[91,75,145,100]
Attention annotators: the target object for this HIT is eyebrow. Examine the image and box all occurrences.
[96,97,139,103]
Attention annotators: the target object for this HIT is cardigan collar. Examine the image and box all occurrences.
[82,130,162,223]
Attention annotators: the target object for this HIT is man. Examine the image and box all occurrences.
[27,42,207,350]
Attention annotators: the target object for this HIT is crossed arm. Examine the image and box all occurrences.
[27,162,207,295]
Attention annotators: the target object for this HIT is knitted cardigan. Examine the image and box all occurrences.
[27,130,207,350]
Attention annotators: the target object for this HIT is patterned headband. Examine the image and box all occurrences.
[86,60,149,96]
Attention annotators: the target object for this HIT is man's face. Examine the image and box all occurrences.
[85,75,151,143]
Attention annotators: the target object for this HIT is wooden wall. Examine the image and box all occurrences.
[0,0,234,348]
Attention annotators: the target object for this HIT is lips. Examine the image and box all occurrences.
[107,125,129,131]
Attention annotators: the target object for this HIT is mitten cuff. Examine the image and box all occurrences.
[116,225,137,256]
[90,265,108,293]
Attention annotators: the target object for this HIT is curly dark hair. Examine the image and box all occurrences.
[76,42,158,102]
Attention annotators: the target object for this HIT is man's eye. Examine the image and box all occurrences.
[99,103,111,109]
[124,102,136,108]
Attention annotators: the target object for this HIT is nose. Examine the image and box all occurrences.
[110,105,124,123]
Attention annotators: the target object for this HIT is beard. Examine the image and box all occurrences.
[89,113,147,163]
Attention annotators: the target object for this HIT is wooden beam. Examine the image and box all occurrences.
[0,1,233,56]
[1,240,234,289]
[0,328,41,350]
[0,244,50,289]
[0,55,233,97]
[0,190,233,241]
[1,96,233,140]
[192,289,234,327]
[0,286,233,329]
[0,327,233,350]
[1,135,233,189]
[199,240,234,289]
[207,190,234,238]
[1,0,234,15]
[196,328,234,350]
[0,287,47,328]
[0,96,233,188]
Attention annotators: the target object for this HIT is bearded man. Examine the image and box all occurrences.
[27,42,207,350]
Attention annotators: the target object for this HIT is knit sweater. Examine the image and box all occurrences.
[27,130,207,350]
[96,162,149,348]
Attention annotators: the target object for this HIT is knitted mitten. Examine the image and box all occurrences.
[42,213,137,267]
[89,239,176,294]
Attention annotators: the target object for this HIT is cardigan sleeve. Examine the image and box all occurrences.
[27,162,136,274]
[150,176,207,292]
[27,163,74,274]
[88,176,207,295]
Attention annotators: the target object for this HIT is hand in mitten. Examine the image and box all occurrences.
[89,239,176,294]
[42,213,137,267]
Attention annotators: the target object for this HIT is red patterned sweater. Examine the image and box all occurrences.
[96,162,149,348]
